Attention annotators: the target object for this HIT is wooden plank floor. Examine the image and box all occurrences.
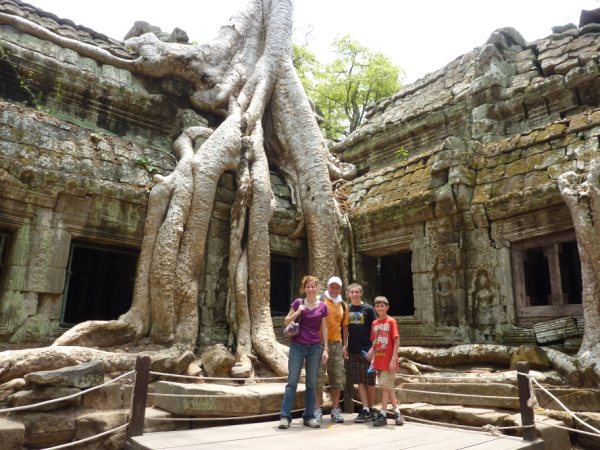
[129,414,538,450]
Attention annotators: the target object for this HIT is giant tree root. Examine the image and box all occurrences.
[399,344,586,386]
[0,344,194,383]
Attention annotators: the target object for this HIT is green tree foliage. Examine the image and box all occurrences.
[294,35,402,140]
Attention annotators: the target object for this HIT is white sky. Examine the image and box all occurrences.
[23,0,600,83]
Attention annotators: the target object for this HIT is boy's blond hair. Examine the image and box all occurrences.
[373,296,389,305]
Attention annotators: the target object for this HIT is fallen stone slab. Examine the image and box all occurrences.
[25,361,104,389]
[152,381,302,417]
[144,407,191,433]
[82,383,122,409]
[0,378,26,402]
[15,410,76,448]
[508,413,571,450]
[397,382,519,409]
[573,411,600,449]
[0,417,24,450]
[201,344,236,377]
[74,410,128,450]
[9,386,81,411]
[536,388,600,412]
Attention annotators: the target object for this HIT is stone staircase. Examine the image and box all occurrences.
[2,361,599,450]
[391,377,600,450]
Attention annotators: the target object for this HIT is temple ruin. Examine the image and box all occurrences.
[1,0,598,353]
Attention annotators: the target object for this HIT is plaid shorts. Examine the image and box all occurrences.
[347,353,376,386]
[317,341,345,390]
[377,370,396,390]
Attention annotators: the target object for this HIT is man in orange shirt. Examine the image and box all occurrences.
[315,276,349,423]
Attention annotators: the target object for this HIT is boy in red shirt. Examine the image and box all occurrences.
[368,296,404,426]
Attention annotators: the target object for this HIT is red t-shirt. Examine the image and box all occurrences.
[370,316,399,371]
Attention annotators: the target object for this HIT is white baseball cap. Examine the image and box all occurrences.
[327,276,342,287]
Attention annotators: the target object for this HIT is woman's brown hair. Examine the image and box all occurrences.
[300,275,319,295]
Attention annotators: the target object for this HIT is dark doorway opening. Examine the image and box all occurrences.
[512,230,583,324]
[378,252,415,316]
[0,231,10,286]
[270,255,296,316]
[523,247,551,306]
[559,240,582,304]
[61,243,138,326]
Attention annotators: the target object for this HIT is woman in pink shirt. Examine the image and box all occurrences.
[278,275,329,429]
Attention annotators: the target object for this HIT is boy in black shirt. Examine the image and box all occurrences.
[344,283,378,422]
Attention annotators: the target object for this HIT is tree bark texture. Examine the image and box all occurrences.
[0,0,352,378]
[558,160,600,386]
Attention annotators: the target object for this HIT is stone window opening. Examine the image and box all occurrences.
[511,231,582,324]
[61,242,138,327]
[376,251,415,317]
[270,255,297,316]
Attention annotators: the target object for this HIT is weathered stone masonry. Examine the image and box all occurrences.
[1,0,600,352]
[340,21,600,348]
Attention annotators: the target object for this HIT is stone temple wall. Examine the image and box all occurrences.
[342,19,600,349]
[0,0,597,352]
[0,0,305,347]
[334,24,600,175]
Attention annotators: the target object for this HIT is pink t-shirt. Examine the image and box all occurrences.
[290,298,328,345]
[370,316,399,371]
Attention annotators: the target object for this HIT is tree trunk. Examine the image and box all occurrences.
[0,0,353,379]
[558,161,600,386]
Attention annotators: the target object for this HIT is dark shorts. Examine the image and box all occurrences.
[348,353,376,386]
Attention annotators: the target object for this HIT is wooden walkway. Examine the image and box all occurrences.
[127,414,540,450]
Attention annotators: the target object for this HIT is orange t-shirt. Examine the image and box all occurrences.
[322,297,349,342]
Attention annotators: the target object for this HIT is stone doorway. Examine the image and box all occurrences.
[269,255,296,316]
[378,252,415,317]
[61,242,138,326]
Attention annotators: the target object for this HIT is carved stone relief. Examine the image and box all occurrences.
[433,253,458,326]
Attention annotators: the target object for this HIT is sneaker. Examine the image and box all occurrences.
[278,417,291,429]
[303,418,321,428]
[394,411,405,426]
[370,407,379,416]
[354,409,373,423]
[331,407,344,423]
[373,412,387,427]
[314,407,323,422]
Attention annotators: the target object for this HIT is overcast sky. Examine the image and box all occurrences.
[24,0,600,83]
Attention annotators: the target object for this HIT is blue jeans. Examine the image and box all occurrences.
[280,342,323,420]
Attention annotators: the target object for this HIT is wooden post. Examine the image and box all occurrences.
[128,356,151,438]
[343,359,353,413]
[516,361,537,442]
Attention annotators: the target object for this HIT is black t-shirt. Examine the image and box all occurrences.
[347,302,377,354]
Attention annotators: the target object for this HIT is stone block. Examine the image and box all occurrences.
[144,407,190,433]
[455,185,474,211]
[153,381,302,417]
[575,412,600,449]
[4,265,27,291]
[397,383,519,409]
[0,417,24,450]
[74,410,128,450]
[510,345,550,370]
[10,386,80,411]
[10,226,32,266]
[200,344,235,377]
[82,383,122,409]
[19,411,76,448]
[536,388,600,412]
[534,416,572,450]
[122,382,156,408]
[26,361,104,388]
[524,171,549,189]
